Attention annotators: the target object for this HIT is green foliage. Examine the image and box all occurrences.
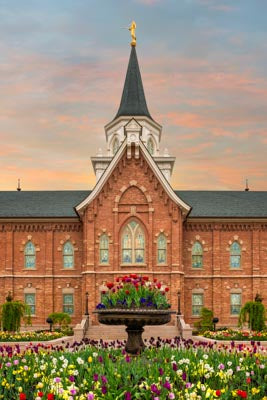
[48,312,71,328]
[238,300,266,331]
[194,307,214,333]
[0,294,31,332]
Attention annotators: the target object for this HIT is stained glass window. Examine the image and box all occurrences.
[25,293,36,315]
[63,241,74,269]
[157,234,167,264]
[63,294,74,315]
[230,242,241,268]
[122,221,145,264]
[192,241,203,268]
[25,241,36,269]
[100,234,109,264]
[192,293,203,316]
[147,138,154,155]
[230,293,241,315]
[113,138,119,155]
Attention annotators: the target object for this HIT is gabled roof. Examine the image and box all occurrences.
[0,191,90,218]
[76,139,191,216]
[114,46,152,120]
[0,190,266,219]
[176,190,267,218]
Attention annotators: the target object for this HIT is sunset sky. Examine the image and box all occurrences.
[1,0,267,191]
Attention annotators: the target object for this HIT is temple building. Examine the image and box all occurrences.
[0,38,266,332]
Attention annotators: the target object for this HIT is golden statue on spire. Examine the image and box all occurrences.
[129,21,136,46]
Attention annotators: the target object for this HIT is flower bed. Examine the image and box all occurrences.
[0,338,266,399]
[203,329,267,341]
[0,330,67,342]
[97,275,170,310]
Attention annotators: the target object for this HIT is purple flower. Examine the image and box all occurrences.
[87,394,94,400]
[219,363,225,370]
[159,367,164,376]
[101,375,108,384]
[102,386,107,394]
[98,356,103,363]
[125,392,131,400]
[172,362,178,371]
[163,381,171,390]
[69,375,75,382]
[93,374,98,381]
[151,384,161,395]
[182,372,187,381]
[125,355,131,363]
[186,382,192,388]
[169,393,175,399]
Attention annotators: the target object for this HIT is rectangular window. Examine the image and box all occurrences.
[230,293,241,315]
[230,255,241,268]
[63,294,74,315]
[25,293,36,315]
[192,255,203,268]
[192,293,203,316]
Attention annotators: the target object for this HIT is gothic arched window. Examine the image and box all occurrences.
[63,241,74,269]
[230,241,241,268]
[25,241,36,269]
[147,138,154,155]
[113,138,119,155]
[192,241,203,268]
[100,234,109,264]
[157,233,167,264]
[122,221,145,264]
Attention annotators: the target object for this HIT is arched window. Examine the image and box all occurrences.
[147,138,154,155]
[113,138,119,155]
[192,241,203,268]
[157,233,167,264]
[230,241,241,268]
[25,241,36,269]
[63,241,74,269]
[122,221,145,264]
[100,234,109,264]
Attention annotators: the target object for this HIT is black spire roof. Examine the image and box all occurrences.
[115,46,152,119]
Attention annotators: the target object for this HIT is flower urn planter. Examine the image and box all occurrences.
[94,309,175,354]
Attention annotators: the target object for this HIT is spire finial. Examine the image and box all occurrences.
[245,178,249,191]
[129,21,136,47]
[17,178,21,191]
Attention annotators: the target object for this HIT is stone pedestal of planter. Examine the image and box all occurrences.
[95,309,175,354]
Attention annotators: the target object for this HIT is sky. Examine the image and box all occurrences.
[0,0,267,191]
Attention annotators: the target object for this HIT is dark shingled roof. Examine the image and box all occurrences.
[176,191,267,218]
[114,46,152,120]
[0,190,266,218]
[0,191,90,218]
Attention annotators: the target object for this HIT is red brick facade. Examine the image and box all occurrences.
[0,146,266,328]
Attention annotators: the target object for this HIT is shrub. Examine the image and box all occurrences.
[47,312,71,329]
[239,300,266,331]
[194,307,213,333]
[0,293,31,332]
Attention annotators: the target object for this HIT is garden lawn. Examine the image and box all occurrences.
[0,337,266,400]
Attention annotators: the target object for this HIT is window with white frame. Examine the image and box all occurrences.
[157,233,167,264]
[192,293,203,316]
[63,241,74,269]
[121,220,145,264]
[230,241,241,268]
[192,241,203,268]
[63,293,74,315]
[24,293,36,315]
[230,293,241,315]
[24,241,36,269]
[99,234,109,264]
